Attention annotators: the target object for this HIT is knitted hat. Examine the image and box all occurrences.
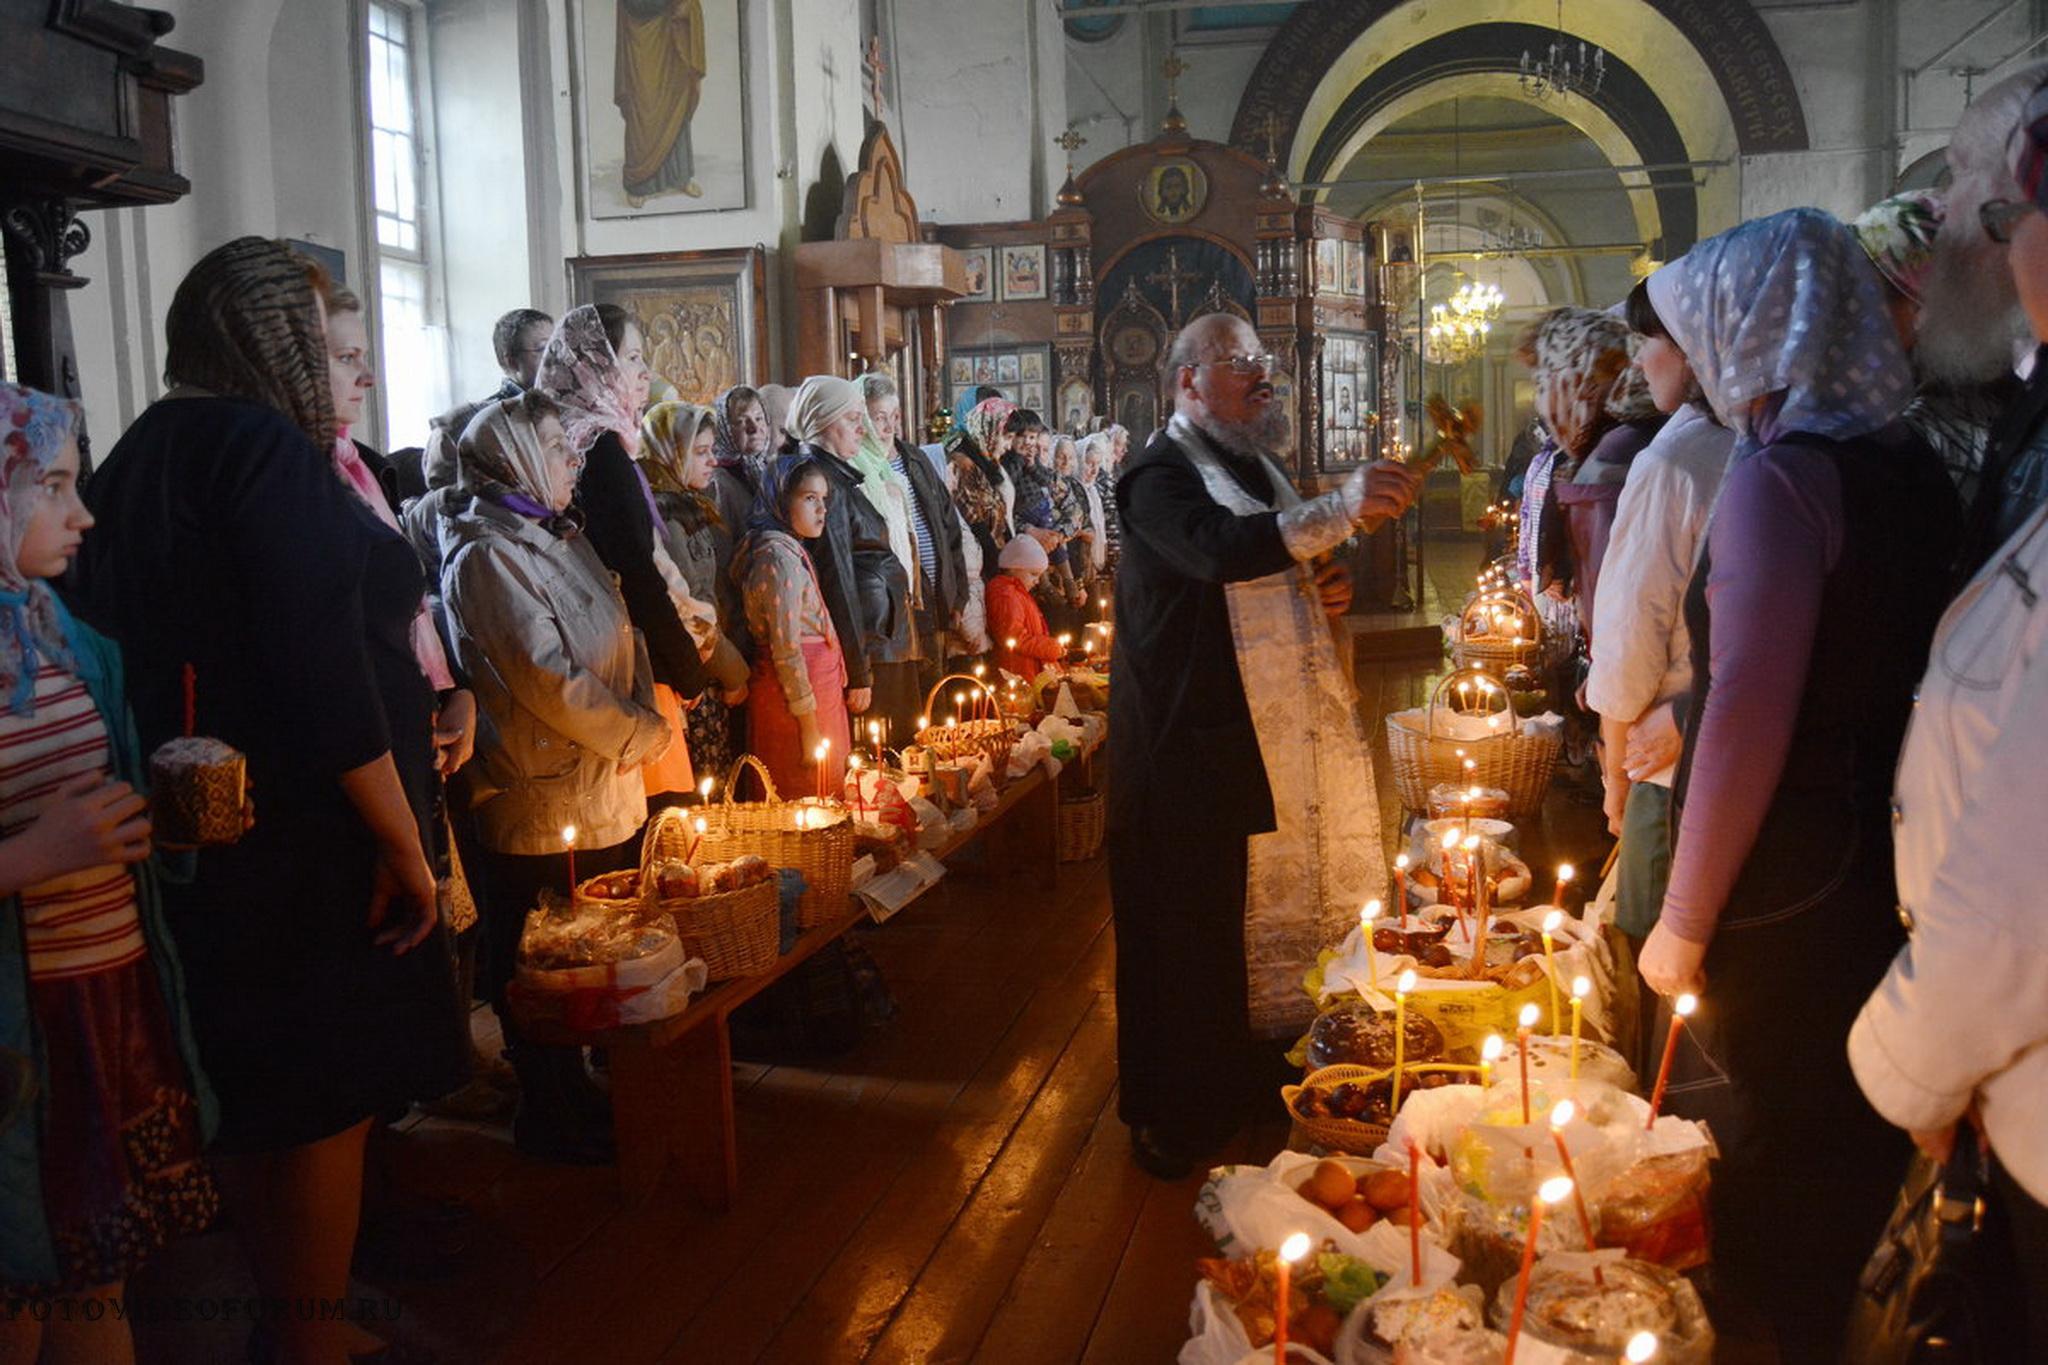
[998,534,1050,573]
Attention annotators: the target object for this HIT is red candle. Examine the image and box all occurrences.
[685,816,705,865]
[561,825,577,895]
[181,662,196,737]
[1552,862,1575,910]
[1273,1232,1309,1363]
[1505,1178,1574,1365]
[1547,1101,1602,1278]
[1646,992,1698,1127]
[1407,1140,1423,1287]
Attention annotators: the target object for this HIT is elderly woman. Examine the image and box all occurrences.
[948,397,1019,579]
[863,373,968,697]
[1634,209,1960,1360]
[1079,433,1116,581]
[787,376,915,738]
[439,391,670,1163]
[641,401,750,783]
[75,237,467,1364]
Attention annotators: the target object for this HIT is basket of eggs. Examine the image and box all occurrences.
[635,806,781,980]
[1285,1062,1483,1156]
[694,755,852,929]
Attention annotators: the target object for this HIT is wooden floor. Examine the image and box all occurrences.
[132,535,1617,1365]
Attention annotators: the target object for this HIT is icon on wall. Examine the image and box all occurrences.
[1140,157,1208,226]
[961,247,994,301]
[999,244,1048,301]
[580,0,750,218]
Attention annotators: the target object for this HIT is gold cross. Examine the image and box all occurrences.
[1162,54,1188,105]
[1260,111,1283,163]
[1145,245,1203,327]
[1056,128,1087,156]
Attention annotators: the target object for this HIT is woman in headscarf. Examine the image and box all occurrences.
[1079,432,1118,580]
[1052,434,1101,592]
[438,391,670,1163]
[0,384,217,1363]
[1632,208,1960,1361]
[535,303,709,713]
[786,376,915,739]
[948,396,1019,580]
[732,452,850,796]
[755,382,794,455]
[641,400,749,782]
[74,237,467,1365]
[863,374,970,705]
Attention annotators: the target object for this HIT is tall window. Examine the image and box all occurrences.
[366,0,446,448]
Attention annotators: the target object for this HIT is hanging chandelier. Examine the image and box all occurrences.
[1520,1,1606,101]
[1426,281,1504,364]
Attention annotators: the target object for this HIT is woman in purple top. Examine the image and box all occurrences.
[1634,208,1960,1362]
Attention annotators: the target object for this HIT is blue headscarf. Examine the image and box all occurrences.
[745,450,828,536]
[1645,207,1914,460]
[0,384,84,715]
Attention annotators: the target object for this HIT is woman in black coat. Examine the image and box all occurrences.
[72,237,467,1364]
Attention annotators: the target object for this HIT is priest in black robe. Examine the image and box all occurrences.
[1108,314,1420,1179]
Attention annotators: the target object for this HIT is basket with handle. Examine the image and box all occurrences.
[1283,1061,1485,1156]
[694,755,852,929]
[914,673,1016,778]
[1450,585,1546,674]
[637,806,778,981]
[1056,790,1105,862]
[1386,665,1561,821]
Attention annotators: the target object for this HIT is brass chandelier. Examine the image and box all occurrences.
[1425,280,1504,364]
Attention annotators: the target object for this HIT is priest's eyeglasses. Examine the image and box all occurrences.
[1195,352,1279,376]
[1980,198,2037,244]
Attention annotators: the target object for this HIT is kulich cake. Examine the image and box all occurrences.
[148,736,246,848]
[1307,1003,1447,1070]
[1486,1256,1713,1362]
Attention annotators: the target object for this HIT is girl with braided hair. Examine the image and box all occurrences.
[73,236,469,1365]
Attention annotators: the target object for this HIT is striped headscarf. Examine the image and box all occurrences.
[164,236,335,454]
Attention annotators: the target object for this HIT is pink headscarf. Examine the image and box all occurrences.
[535,304,641,457]
[331,428,454,691]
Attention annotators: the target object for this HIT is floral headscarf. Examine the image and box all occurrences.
[960,397,1016,462]
[535,304,640,457]
[1526,307,1635,460]
[708,384,763,469]
[0,385,82,715]
[457,396,580,535]
[746,451,829,537]
[1853,190,1945,304]
[1646,207,1914,459]
[641,400,723,533]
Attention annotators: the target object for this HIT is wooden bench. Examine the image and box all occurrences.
[528,765,1062,1207]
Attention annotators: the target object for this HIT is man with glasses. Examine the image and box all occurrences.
[488,307,555,401]
[1106,313,1420,1178]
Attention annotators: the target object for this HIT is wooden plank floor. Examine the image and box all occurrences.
[132,534,1616,1365]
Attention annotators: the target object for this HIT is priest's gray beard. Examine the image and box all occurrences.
[1918,234,2031,386]
[1186,402,1292,458]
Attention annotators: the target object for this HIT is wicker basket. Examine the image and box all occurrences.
[1057,791,1105,862]
[1283,1061,1484,1155]
[695,755,852,929]
[637,807,779,981]
[915,672,1017,778]
[1450,586,1546,674]
[1386,665,1561,821]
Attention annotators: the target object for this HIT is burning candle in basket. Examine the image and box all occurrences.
[1359,900,1381,991]
[1540,910,1564,1031]
[1547,1101,1602,1282]
[1480,1032,1504,1088]
[849,753,866,817]
[1569,975,1590,1079]
[562,825,577,895]
[1272,1231,1311,1364]
[686,816,706,864]
[1393,853,1410,928]
[814,739,831,801]
[1552,862,1574,910]
[698,775,714,806]
[1646,993,1698,1126]
[1516,1002,1539,1125]
[1465,835,1488,977]
[1505,1177,1575,1365]
[1391,968,1418,1113]
[869,719,883,761]
[1625,1331,1659,1362]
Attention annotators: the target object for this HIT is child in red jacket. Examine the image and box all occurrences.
[987,535,1065,680]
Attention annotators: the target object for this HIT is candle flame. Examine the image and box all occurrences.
[693,816,706,834]
[1395,852,1410,870]
[1674,992,1698,1018]
[1396,968,1417,995]
[1005,638,1018,650]
[1542,909,1563,934]
[973,663,986,676]
[1362,898,1381,925]
[561,825,577,848]
[1625,1331,1659,1362]
[1571,975,1591,999]
[1518,1002,1540,1029]
[699,777,714,800]
[1441,829,1460,851]
[869,721,881,737]
[1557,863,1575,883]
[917,716,928,729]
[1538,1175,1574,1205]
[1278,1232,1311,1262]
[1550,1099,1576,1129]
[1462,834,1481,853]
[1481,1034,1504,1062]
[850,753,863,769]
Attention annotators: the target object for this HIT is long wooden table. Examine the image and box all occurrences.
[529,764,1063,1206]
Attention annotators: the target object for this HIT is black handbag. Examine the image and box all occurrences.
[1843,1144,2023,1363]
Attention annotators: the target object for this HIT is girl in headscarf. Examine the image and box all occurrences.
[1632,208,1960,1360]
[948,397,1019,581]
[732,452,850,797]
[535,304,710,711]
[787,375,916,737]
[0,384,217,1359]
[438,391,670,1163]
[74,236,467,1365]
[641,400,749,781]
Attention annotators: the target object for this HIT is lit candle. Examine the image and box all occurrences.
[815,739,830,801]
[1505,1177,1574,1365]
[1540,909,1564,1031]
[686,816,706,864]
[1394,853,1411,929]
[869,719,882,761]
[1547,1101,1601,1277]
[1480,1033,1504,1088]
[1625,1330,1659,1362]
[849,753,866,817]
[1407,1139,1424,1287]
[1391,968,1417,1115]
[1466,835,1488,979]
[561,824,577,894]
[1438,829,1467,934]
[1461,760,1477,839]
[698,776,714,805]
[1569,975,1590,1079]
[1646,993,1698,1127]
[1552,862,1575,910]
[1273,1231,1310,1364]
[1516,1002,1539,1126]
[1360,901,1380,992]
